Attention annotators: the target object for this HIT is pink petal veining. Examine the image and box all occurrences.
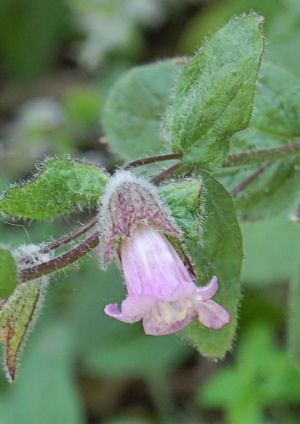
[104,225,230,336]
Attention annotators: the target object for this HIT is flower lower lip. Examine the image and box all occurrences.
[104,226,230,335]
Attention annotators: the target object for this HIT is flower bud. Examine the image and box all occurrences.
[98,171,179,268]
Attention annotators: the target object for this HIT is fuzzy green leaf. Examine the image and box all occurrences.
[0,248,17,298]
[217,158,300,220]
[229,63,300,152]
[166,15,264,168]
[0,278,48,382]
[217,63,300,219]
[0,158,109,219]
[250,63,300,137]
[159,174,242,357]
[103,60,179,161]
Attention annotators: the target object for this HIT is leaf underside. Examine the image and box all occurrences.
[0,279,47,382]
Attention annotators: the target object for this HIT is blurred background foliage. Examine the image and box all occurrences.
[0,0,299,423]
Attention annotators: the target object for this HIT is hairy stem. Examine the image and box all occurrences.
[229,161,274,197]
[21,231,100,281]
[20,162,183,282]
[123,153,182,170]
[151,163,181,185]
[19,142,293,282]
[223,141,300,167]
[39,216,98,253]
[20,159,183,281]
[39,158,182,255]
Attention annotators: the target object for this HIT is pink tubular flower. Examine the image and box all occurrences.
[99,171,230,336]
[104,225,230,335]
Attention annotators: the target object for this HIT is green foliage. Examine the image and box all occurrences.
[291,202,300,223]
[0,98,64,175]
[67,0,146,69]
[0,89,104,176]
[0,0,70,81]
[241,214,300,286]
[220,159,300,221]
[0,278,48,382]
[0,99,72,175]
[179,0,300,76]
[288,266,300,370]
[63,86,103,131]
[250,63,300,137]
[103,60,179,161]
[159,175,243,357]
[179,0,281,55]
[198,323,300,424]
[83,324,189,379]
[159,179,202,242]
[67,0,190,70]
[166,15,264,168]
[229,63,300,149]
[1,1,300,421]
[266,0,300,75]
[0,319,84,423]
[217,63,300,219]
[0,158,109,219]
[0,249,17,298]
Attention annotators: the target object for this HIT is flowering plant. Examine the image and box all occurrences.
[99,172,230,335]
[0,14,299,382]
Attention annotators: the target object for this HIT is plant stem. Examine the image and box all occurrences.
[20,159,183,281]
[122,141,300,170]
[20,231,100,282]
[151,163,181,185]
[39,217,98,253]
[122,153,182,170]
[229,161,274,197]
[20,163,183,282]
[223,141,300,167]
[16,158,274,282]
[20,142,295,282]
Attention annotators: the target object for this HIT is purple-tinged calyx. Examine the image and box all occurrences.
[98,171,179,268]
[99,172,230,336]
